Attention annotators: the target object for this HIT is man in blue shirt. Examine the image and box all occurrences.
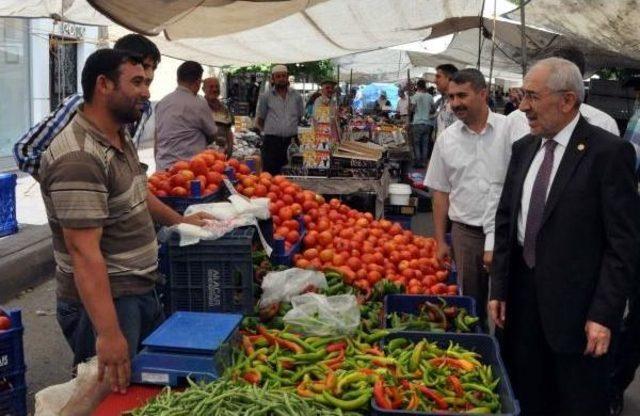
[410,79,435,167]
[13,34,161,180]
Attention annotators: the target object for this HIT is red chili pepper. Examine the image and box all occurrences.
[373,380,393,409]
[400,379,412,390]
[242,369,261,384]
[296,383,316,398]
[407,391,419,410]
[447,375,464,397]
[326,342,347,352]
[365,347,384,356]
[242,335,255,355]
[387,386,403,409]
[429,357,474,371]
[256,325,304,353]
[418,385,449,410]
[323,349,345,370]
[279,358,295,370]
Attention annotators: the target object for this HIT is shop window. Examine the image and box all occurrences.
[49,35,77,111]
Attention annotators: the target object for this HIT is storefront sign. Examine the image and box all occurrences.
[61,23,85,39]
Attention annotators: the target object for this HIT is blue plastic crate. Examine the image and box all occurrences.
[0,173,18,238]
[386,214,412,230]
[166,227,255,314]
[373,332,520,416]
[158,188,224,215]
[0,371,26,416]
[0,310,25,378]
[383,294,480,333]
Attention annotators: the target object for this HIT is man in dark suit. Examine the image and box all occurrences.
[489,57,640,415]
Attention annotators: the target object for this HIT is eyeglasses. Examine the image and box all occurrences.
[520,88,572,102]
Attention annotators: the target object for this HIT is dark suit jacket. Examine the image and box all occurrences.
[491,116,640,353]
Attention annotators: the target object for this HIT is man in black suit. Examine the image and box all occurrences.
[489,57,640,415]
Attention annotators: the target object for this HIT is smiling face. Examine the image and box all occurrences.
[519,65,579,137]
[448,81,487,125]
[106,61,149,124]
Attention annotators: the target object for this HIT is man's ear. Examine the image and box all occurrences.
[94,74,112,98]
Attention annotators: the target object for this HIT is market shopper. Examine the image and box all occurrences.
[434,63,458,137]
[507,47,620,140]
[489,58,640,416]
[255,64,304,174]
[424,68,511,331]
[203,77,234,159]
[155,61,217,171]
[374,91,392,117]
[312,79,341,142]
[410,79,435,167]
[14,34,161,179]
[39,49,211,393]
[396,88,409,122]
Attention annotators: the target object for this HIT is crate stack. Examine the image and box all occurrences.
[0,309,26,416]
[0,173,18,238]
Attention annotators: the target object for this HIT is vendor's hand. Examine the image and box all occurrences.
[584,320,611,357]
[436,241,451,267]
[96,331,130,394]
[182,212,214,227]
[483,251,493,273]
[488,300,506,329]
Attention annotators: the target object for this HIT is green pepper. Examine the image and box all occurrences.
[410,340,426,372]
[387,337,409,353]
[294,349,326,363]
[341,389,370,401]
[277,331,315,352]
[467,406,493,414]
[462,383,495,396]
[364,329,391,344]
[335,372,369,395]
[321,390,372,411]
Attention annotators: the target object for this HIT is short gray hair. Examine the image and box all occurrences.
[528,57,585,104]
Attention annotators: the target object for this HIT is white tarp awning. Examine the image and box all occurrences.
[1,0,504,65]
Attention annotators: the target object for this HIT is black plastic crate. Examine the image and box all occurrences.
[0,371,26,416]
[384,197,417,216]
[322,192,377,216]
[331,155,382,169]
[166,227,255,314]
[0,310,24,378]
[329,168,383,179]
[373,332,520,416]
[386,214,412,230]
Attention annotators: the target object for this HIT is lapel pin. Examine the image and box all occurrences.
[577,143,586,151]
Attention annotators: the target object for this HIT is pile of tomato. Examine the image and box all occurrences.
[147,149,252,198]
[233,172,456,296]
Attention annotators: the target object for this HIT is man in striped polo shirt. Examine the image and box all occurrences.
[39,49,209,394]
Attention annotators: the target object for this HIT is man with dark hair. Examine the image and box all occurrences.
[434,64,459,138]
[425,68,512,330]
[154,60,217,170]
[38,48,211,394]
[410,79,435,166]
[507,47,619,142]
[14,34,161,178]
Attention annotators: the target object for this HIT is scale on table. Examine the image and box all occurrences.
[131,311,243,386]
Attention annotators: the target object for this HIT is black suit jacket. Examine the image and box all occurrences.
[491,116,640,353]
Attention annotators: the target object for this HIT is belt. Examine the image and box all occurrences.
[453,221,483,233]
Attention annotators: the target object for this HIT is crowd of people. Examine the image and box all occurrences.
[8,31,640,416]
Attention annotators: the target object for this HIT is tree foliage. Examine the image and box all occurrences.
[227,60,335,83]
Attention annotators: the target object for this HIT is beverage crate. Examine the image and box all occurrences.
[386,214,412,230]
[0,173,18,238]
[165,227,255,314]
[373,332,520,416]
[330,155,382,169]
[0,371,26,416]
[0,310,25,378]
[383,294,481,333]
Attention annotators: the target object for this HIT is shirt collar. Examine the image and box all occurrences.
[459,109,495,136]
[75,107,129,153]
[545,112,580,147]
[271,86,292,95]
[177,85,194,95]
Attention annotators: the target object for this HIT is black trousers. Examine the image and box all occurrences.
[502,250,610,416]
[262,135,294,175]
[611,293,640,393]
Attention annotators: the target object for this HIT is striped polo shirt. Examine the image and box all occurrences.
[39,109,159,302]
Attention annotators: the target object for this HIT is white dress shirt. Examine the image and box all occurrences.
[396,97,409,116]
[517,113,580,245]
[425,111,512,251]
[507,103,619,144]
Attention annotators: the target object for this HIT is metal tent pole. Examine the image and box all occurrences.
[488,0,498,92]
[520,1,527,77]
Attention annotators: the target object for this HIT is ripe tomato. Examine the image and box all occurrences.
[286,230,300,244]
[238,163,252,174]
[303,233,317,247]
[0,316,11,331]
[212,161,226,173]
[295,258,311,268]
[170,160,190,174]
[303,248,318,260]
[227,158,240,169]
[189,157,208,176]
[319,249,334,262]
[254,184,268,197]
[179,169,196,182]
[282,195,294,205]
[275,226,290,238]
[332,253,346,267]
[279,207,293,221]
[243,187,255,197]
[170,186,188,197]
[290,203,303,216]
[206,171,223,185]
[346,257,362,271]
[317,231,333,246]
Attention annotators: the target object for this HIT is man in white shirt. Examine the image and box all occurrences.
[396,88,409,120]
[425,68,512,329]
[507,47,620,142]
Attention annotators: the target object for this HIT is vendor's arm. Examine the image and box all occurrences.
[146,191,212,226]
[62,226,130,393]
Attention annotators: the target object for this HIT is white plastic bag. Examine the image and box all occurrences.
[259,268,327,308]
[35,357,111,416]
[283,293,361,336]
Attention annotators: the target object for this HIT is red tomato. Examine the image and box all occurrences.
[319,249,334,262]
[317,231,333,246]
[0,316,11,331]
[303,248,318,260]
[189,157,208,176]
[286,230,300,244]
[279,207,293,221]
[170,186,188,197]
